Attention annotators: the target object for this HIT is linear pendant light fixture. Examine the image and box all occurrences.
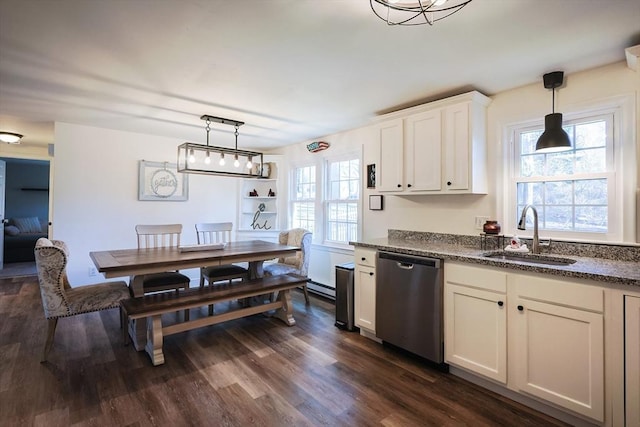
[535,71,572,153]
[177,115,265,178]
[370,0,473,26]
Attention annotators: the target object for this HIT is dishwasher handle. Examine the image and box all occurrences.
[397,262,414,270]
[378,251,442,269]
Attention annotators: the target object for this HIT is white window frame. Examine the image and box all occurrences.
[288,150,361,249]
[324,156,360,246]
[502,94,636,243]
[289,163,318,234]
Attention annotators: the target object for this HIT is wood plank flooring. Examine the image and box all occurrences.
[0,276,569,426]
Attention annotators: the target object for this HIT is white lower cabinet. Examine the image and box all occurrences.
[354,248,376,333]
[625,295,640,426]
[444,262,605,423]
[512,274,604,422]
[444,264,507,383]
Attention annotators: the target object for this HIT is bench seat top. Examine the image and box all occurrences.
[121,273,307,318]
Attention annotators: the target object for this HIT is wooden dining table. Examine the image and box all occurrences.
[90,239,300,350]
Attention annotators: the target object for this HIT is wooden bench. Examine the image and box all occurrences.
[120,273,308,366]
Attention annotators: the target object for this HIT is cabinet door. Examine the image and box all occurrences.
[405,110,441,192]
[513,298,604,421]
[376,119,403,192]
[355,266,376,332]
[442,102,470,191]
[625,295,640,427]
[444,283,507,383]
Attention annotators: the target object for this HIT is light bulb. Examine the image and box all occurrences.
[219,153,226,166]
[204,151,211,165]
[246,156,253,169]
[233,154,240,168]
[188,148,195,164]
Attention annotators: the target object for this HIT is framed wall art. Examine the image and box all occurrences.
[138,160,189,201]
[367,164,376,188]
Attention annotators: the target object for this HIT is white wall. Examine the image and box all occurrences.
[52,122,239,285]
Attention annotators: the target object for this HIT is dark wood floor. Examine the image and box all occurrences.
[0,276,569,426]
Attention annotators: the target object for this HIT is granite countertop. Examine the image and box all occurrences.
[352,234,640,288]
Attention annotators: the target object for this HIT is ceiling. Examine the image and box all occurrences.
[1,0,639,150]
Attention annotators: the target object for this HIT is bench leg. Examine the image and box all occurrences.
[145,315,165,366]
[272,289,296,326]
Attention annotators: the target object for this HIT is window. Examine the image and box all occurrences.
[514,114,613,234]
[289,154,360,246]
[507,97,638,242]
[325,158,360,244]
[291,165,316,234]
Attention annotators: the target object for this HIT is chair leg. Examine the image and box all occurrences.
[41,318,58,363]
[303,283,310,305]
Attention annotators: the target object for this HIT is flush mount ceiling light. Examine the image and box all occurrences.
[0,131,23,144]
[177,115,265,178]
[535,71,572,153]
[370,0,473,26]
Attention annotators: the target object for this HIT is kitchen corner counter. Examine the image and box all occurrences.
[351,236,640,288]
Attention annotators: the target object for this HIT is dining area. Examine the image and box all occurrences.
[33,222,313,366]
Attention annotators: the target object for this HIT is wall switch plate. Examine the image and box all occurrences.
[475,216,489,230]
[88,266,97,277]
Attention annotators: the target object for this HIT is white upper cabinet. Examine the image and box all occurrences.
[374,91,490,195]
[375,119,404,192]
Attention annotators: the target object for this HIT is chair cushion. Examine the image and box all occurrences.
[264,262,299,276]
[142,272,190,288]
[202,264,248,278]
[64,281,130,317]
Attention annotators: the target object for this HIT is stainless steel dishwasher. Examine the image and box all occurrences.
[376,251,444,365]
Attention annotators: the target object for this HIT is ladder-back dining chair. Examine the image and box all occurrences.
[34,238,130,362]
[195,222,249,287]
[195,222,249,315]
[264,228,312,304]
[134,223,191,293]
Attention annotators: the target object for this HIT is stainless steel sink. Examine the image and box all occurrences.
[482,252,576,266]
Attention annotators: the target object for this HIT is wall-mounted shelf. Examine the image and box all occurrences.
[239,178,278,232]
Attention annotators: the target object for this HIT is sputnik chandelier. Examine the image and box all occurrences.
[370,0,473,26]
[177,115,265,178]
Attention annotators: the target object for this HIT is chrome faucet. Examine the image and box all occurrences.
[517,204,540,254]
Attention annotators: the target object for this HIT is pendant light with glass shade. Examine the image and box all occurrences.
[535,71,572,153]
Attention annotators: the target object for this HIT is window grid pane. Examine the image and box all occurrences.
[326,158,359,244]
[515,115,610,234]
[291,166,316,232]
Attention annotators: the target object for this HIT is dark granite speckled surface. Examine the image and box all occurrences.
[351,230,640,288]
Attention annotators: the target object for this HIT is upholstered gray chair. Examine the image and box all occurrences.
[34,238,130,362]
[264,228,312,304]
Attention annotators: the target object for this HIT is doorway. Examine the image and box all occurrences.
[1,157,50,276]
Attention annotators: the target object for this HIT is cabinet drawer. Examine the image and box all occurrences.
[354,248,376,268]
[445,262,506,293]
[512,274,603,313]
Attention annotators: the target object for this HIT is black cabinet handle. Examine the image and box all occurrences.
[361,257,366,261]
[369,272,374,276]
[447,181,452,186]
[497,301,504,307]
[517,305,524,311]
[397,184,402,188]
[407,184,412,188]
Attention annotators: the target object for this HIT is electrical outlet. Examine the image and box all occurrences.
[88,266,97,277]
[475,216,489,230]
